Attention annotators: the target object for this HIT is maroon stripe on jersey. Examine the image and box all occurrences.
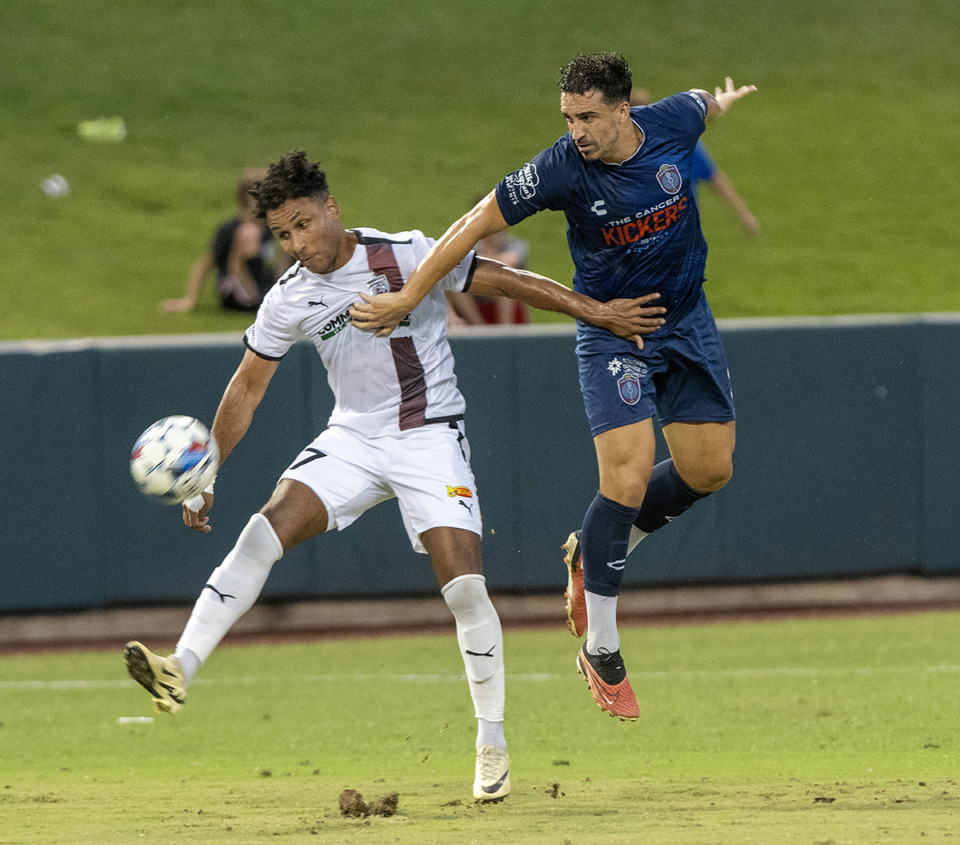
[390,337,428,430]
[365,242,405,292]
[364,241,428,429]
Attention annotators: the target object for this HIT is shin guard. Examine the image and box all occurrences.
[176,513,283,665]
[442,573,505,722]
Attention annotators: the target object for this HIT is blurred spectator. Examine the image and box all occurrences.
[631,88,759,237]
[447,198,532,326]
[160,168,288,313]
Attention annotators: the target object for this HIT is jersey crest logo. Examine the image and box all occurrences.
[366,274,390,296]
[656,163,682,195]
[504,163,540,201]
[617,374,641,405]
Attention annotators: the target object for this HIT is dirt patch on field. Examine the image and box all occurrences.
[338,789,399,818]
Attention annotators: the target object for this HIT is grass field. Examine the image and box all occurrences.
[1,612,957,843]
[2,0,959,340]
[3,3,959,842]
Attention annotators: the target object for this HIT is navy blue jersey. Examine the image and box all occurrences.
[495,92,710,347]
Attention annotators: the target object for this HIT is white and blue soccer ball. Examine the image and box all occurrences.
[130,416,219,505]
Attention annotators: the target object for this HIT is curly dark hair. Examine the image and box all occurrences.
[557,52,632,105]
[251,150,329,218]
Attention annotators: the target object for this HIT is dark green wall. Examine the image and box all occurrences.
[2,318,958,613]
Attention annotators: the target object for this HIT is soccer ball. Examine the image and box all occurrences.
[130,416,219,505]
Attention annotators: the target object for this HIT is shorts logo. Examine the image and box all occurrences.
[656,163,682,195]
[367,274,390,296]
[504,163,540,203]
[447,485,473,498]
[608,356,648,405]
[617,374,641,405]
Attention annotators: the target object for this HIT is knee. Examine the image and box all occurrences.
[258,479,328,550]
[598,462,652,508]
[689,459,733,494]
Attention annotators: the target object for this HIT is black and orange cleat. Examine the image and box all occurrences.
[576,643,639,721]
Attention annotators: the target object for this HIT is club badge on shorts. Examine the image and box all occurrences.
[618,374,641,405]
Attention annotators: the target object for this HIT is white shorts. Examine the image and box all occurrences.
[280,420,481,554]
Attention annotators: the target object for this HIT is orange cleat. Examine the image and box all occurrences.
[576,643,639,721]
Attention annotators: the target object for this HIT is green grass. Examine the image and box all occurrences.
[2,0,959,340]
[1,612,957,842]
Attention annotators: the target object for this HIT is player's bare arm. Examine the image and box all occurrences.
[350,192,508,336]
[468,257,665,349]
[694,77,757,122]
[183,350,279,533]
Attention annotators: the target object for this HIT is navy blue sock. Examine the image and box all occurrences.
[581,493,641,598]
[634,459,710,534]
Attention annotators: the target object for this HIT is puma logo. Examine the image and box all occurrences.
[203,584,236,603]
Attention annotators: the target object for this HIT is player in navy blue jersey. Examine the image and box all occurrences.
[352,52,756,721]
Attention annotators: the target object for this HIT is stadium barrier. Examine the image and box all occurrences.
[2,315,959,614]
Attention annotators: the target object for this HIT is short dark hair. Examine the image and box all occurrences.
[251,151,329,218]
[558,52,632,105]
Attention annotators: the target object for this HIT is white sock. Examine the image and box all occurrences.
[441,573,505,726]
[585,590,620,654]
[174,513,283,678]
[176,648,202,685]
[477,718,506,750]
[581,527,641,659]
[627,526,648,556]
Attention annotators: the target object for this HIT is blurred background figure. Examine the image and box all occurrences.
[631,88,759,237]
[160,168,289,313]
[447,196,532,327]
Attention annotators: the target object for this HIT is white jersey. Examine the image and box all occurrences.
[244,227,476,438]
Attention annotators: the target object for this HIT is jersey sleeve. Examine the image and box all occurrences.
[242,285,299,361]
[440,250,478,293]
[409,229,477,294]
[494,139,575,226]
[649,92,709,144]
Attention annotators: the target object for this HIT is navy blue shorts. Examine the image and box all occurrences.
[578,294,736,437]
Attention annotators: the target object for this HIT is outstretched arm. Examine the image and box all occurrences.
[467,257,666,348]
[350,191,508,336]
[693,77,757,122]
[182,349,279,533]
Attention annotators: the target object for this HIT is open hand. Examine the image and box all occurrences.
[714,77,757,113]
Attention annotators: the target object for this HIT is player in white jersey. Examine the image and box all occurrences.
[248,225,471,439]
[124,150,666,802]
